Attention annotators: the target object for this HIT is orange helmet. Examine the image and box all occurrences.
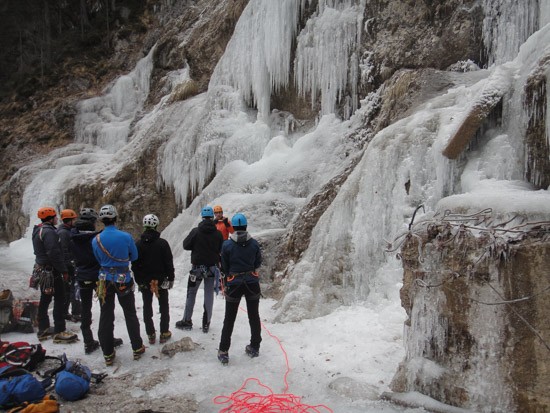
[61,209,78,220]
[213,205,223,213]
[37,207,57,220]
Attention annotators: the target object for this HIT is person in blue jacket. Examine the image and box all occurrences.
[217,213,262,364]
[70,207,123,354]
[92,204,144,366]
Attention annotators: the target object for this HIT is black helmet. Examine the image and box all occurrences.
[79,208,98,221]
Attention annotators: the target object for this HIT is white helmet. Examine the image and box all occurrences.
[98,204,118,220]
[143,214,159,228]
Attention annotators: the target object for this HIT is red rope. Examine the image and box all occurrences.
[213,308,333,413]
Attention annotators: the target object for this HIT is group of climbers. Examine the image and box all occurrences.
[31,203,262,366]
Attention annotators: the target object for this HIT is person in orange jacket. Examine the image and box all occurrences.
[213,205,234,240]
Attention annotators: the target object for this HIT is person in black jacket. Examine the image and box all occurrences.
[58,209,82,322]
[175,206,223,333]
[132,214,175,345]
[32,207,77,343]
[69,207,123,354]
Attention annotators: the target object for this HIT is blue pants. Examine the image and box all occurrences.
[183,276,215,326]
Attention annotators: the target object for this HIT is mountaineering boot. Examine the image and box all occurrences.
[104,351,116,366]
[217,350,229,365]
[159,331,172,344]
[175,319,193,330]
[52,331,79,344]
[202,323,210,334]
[84,340,100,354]
[133,345,146,360]
[245,345,259,358]
[148,333,156,344]
[37,327,55,341]
[114,337,124,348]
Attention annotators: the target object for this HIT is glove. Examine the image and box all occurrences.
[223,217,230,227]
[62,272,69,282]
[161,279,174,289]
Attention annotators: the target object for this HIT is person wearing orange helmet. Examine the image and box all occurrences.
[213,205,234,241]
[32,207,78,343]
[57,209,81,323]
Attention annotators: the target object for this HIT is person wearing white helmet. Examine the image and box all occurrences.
[92,204,145,366]
[132,214,175,345]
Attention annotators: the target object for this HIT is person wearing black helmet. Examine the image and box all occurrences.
[175,206,223,333]
[217,213,262,365]
[70,207,123,354]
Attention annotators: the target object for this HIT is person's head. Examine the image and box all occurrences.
[98,204,117,225]
[75,219,96,232]
[213,205,223,220]
[37,206,57,225]
[231,213,247,231]
[60,209,78,226]
[79,208,98,223]
[201,206,214,220]
[143,213,159,230]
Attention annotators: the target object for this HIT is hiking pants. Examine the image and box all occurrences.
[38,273,66,333]
[63,265,81,317]
[219,281,261,353]
[183,276,215,326]
[141,287,170,335]
[78,280,97,345]
[98,282,143,356]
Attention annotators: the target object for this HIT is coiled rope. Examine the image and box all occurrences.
[213,309,333,413]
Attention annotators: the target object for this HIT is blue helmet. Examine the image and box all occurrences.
[201,206,214,218]
[231,213,247,227]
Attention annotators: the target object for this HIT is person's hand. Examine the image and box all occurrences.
[62,272,69,282]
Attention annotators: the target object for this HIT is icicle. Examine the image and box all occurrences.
[482,0,540,66]
[294,0,366,117]
[74,45,156,152]
[209,0,302,119]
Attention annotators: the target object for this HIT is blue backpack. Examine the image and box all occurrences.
[54,359,92,401]
[0,366,49,408]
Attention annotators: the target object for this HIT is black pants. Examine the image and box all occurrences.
[98,281,143,356]
[37,273,66,333]
[141,285,170,335]
[78,280,97,345]
[63,265,81,317]
[219,282,261,353]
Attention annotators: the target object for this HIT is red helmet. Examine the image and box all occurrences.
[61,209,78,220]
[37,207,57,220]
[213,205,223,213]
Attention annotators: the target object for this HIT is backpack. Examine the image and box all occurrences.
[0,290,15,333]
[54,359,92,401]
[0,366,50,408]
[0,342,46,371]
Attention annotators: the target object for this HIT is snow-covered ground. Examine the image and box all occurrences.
[0,239,419,413]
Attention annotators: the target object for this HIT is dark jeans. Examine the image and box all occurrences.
[98,281,143,356]
[78,280,97,344]
[219,282,261,353]
[141,286,170,335]
[63,265,81,316]
[38,273,66,333]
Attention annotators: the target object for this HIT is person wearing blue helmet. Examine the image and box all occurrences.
[217,213,262,365]
[176,206,223,333]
